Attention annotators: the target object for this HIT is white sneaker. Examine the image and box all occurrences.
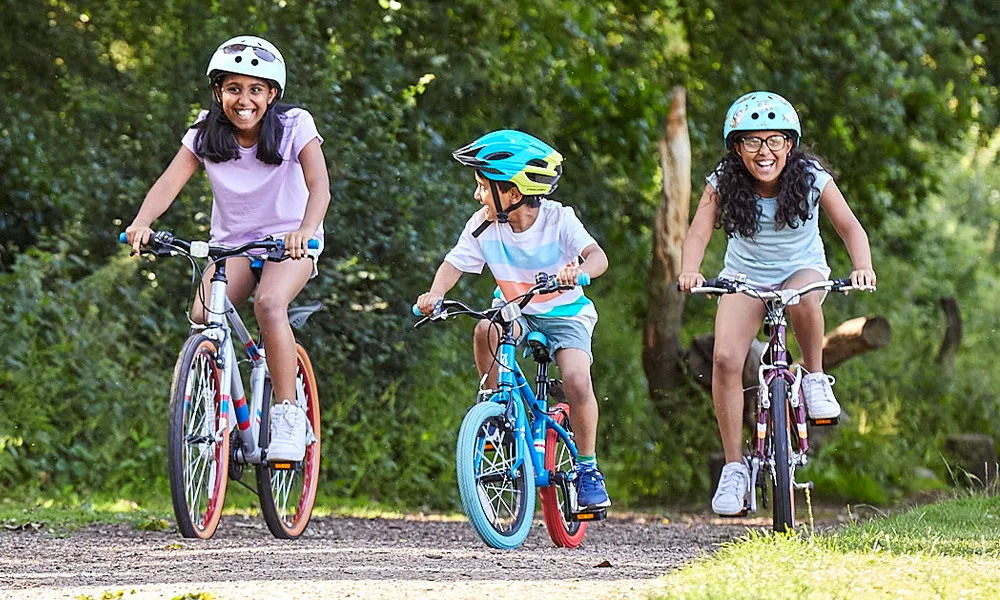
[268,400,307,462]
[802,372,841,419]
[712,462,750,516]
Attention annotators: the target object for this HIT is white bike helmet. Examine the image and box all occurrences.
[206,36,286,98]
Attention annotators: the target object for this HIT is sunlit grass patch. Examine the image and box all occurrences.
[830,494,1000,556]
[654,494,1000,600]
[0,495,172,530]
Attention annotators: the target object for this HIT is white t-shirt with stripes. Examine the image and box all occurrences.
[444,199,599,331]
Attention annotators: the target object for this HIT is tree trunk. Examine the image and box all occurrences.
[643,87,692,419]
[821,315,892,371]
[936,296,961,372]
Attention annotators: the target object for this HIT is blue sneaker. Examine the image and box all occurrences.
[574,464,611,509]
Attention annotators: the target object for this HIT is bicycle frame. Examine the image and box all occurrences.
[199,258,271,465]
[485,320,578,491]
[747,298,809,512]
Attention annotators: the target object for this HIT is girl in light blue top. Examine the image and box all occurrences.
[678,92,876,516]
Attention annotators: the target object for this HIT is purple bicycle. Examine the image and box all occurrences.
[690,276,872,531]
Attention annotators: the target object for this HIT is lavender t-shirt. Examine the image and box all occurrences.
[181,108,324,247]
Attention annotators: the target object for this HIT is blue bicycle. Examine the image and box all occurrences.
[413,273,605,549]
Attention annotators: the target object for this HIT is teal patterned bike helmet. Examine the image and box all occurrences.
[723,91,801,149]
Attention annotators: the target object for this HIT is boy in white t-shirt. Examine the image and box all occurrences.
[416,130,611,509]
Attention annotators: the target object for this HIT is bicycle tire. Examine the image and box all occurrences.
[456,401,535,549]
[540,403,586,548]
[168,334,230,539]
[770,377,795,532]
[257,343,321,539]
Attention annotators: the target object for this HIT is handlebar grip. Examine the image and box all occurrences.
[411,304,422,317]
[119,232,127,244]
[577,272,591,286]
[307,239,320,250]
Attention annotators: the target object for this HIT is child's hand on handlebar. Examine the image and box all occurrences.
[124,223,153,255]
[555,263,583,287]
[849,268,877,291]
[677,271,706,293]
[283,228,315,260]
[416,292,443,316]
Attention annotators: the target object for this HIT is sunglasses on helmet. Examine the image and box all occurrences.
[222,44,279,63]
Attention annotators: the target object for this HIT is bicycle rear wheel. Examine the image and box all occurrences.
[168,334,230,539]
[257,343,322,539]
[456,401,535,549]
[770,377,795,532]
[540,403,587,548]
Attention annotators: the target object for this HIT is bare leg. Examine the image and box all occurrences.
[190,258,257,325]
[783,269,826,373]
[473,319,522,390]
[713,294,767,463]
[256,259,313,402]
[554,348,599,456]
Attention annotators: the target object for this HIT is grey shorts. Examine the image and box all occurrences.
[516,314,594,363]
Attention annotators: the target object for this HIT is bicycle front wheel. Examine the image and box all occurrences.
[168,334,230,539]
[257,343,322,539]
[540,403,587,548]
[456,401,535,549]
[770,377,795,532]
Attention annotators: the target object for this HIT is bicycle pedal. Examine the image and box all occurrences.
[808,416,840,427]
[570,507,607,522]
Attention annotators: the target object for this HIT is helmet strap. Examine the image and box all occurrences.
[473,179,526,238]
[490,180,510,224]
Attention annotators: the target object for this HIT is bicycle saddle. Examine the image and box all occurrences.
[524,331,552,363]
[287,301,323,330]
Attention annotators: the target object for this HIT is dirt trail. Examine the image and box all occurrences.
[0,514,751,599]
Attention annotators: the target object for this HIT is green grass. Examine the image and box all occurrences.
[655,494,1000,600]
[0,485,464,532]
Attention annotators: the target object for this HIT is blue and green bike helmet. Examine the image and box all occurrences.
[723,91,801,149]
[453,129,563,196]
[453,130,563,234]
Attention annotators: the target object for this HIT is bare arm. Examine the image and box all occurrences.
[416,261,464,315]
[285,138,332,259]
[125,146,200,252]
[678,184,719,291]
[555,243,607,286]
[819,179,876,288]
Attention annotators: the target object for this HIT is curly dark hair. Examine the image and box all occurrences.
[711,144,836,239]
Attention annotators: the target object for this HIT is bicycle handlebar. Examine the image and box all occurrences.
[411,272,591,323]
[120,231,319,260]
[683,276,873,303]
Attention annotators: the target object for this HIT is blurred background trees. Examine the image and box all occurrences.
[1,0,998,508]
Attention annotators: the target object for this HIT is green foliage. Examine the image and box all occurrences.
[0,237,180,494]
[1,0,999,509]
[799,132,1000,502]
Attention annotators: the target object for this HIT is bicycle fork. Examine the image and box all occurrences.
[745,365,812,514]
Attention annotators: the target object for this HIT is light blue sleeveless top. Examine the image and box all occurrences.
[707,163,833,285]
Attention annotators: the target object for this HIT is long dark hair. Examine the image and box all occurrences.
[711,143,836,239]
[190,76,294,165]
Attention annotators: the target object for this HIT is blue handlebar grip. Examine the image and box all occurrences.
[577,272,591,286]
[307,239,320,250]
[119,232,127,244]
[412,304,422,317]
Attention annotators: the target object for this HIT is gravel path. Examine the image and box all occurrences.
[0,513,751,600]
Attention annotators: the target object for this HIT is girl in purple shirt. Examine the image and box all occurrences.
[124,36,330,461]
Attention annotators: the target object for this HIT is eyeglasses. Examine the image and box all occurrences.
[222,44,279,63]
[740,135,789,153]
